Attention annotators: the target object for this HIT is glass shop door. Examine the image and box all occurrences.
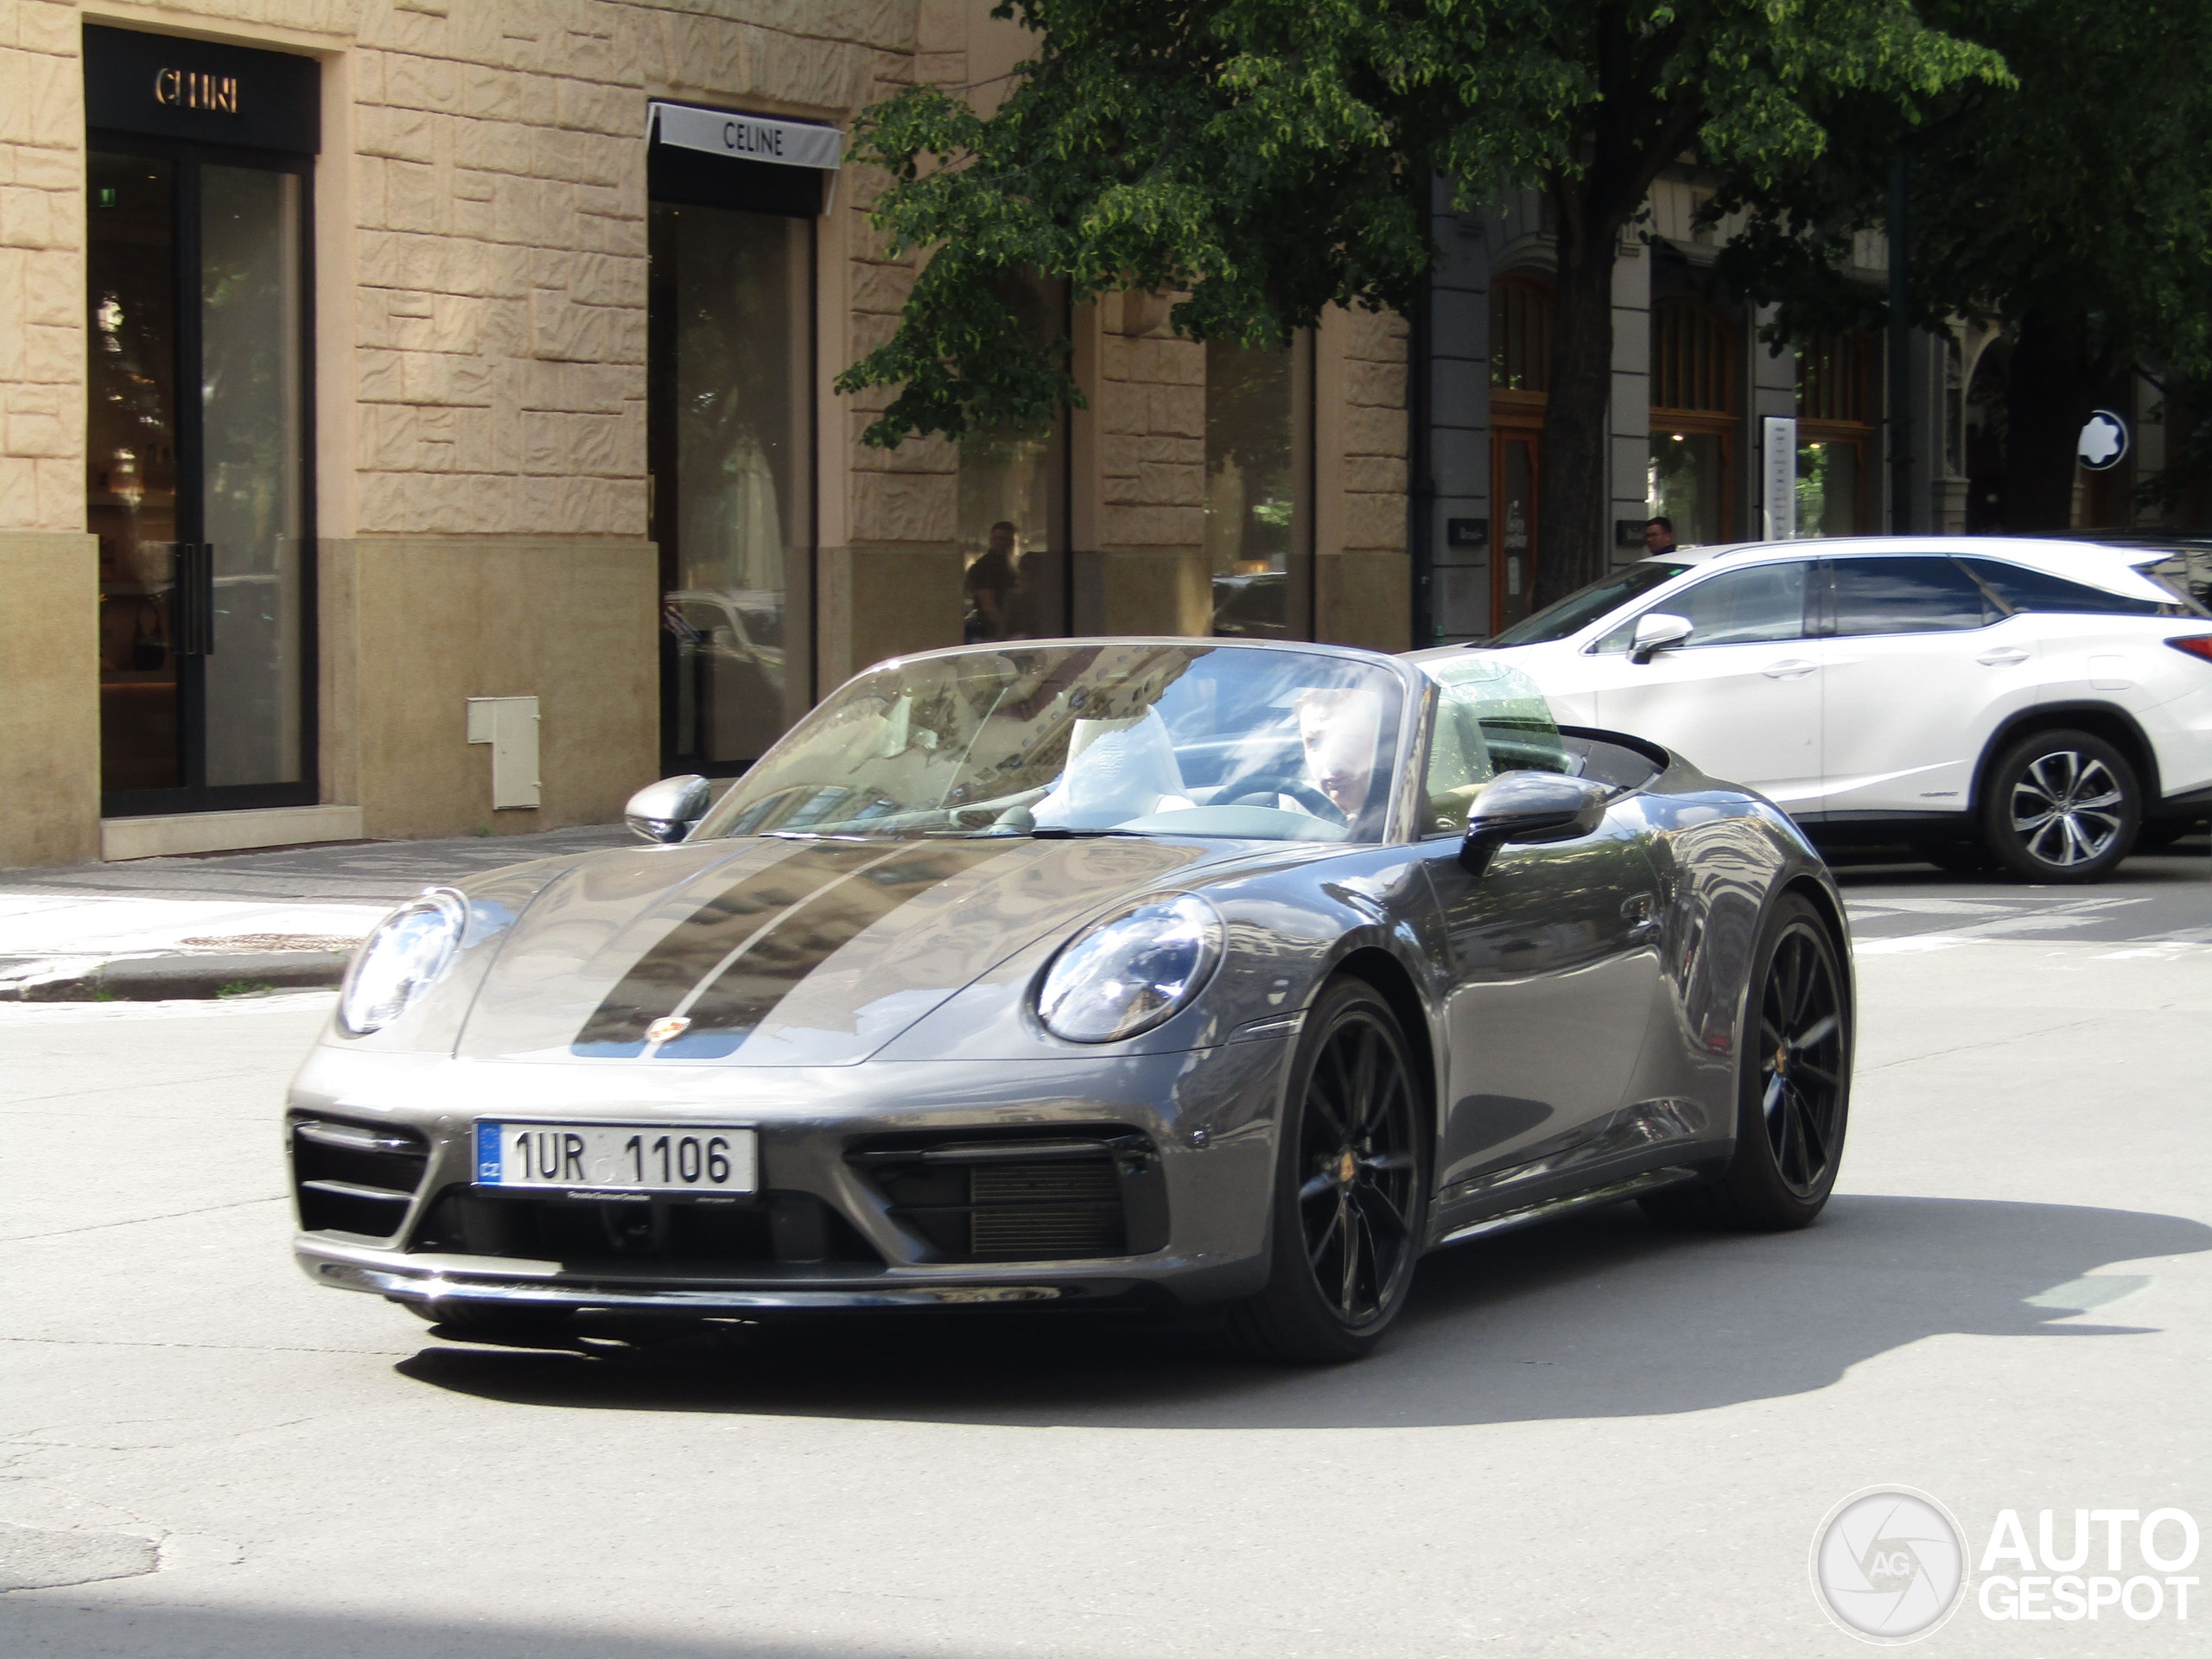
[1491,429,1541,633]
[88,140,315,816]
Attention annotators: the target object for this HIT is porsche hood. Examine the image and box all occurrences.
[454,836,1217,1065]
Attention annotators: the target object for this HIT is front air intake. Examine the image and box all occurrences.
[289,1115,430,1242]
[848,1128,1166,1262]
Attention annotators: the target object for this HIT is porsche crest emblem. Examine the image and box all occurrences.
[645,1014,692,1045]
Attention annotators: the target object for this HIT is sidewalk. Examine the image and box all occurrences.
[0,823,632,1001]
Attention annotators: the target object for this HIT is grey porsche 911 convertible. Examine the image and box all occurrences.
[288,638,1853,1363]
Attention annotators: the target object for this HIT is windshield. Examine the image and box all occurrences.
[1414,655,1573,834]
[694,644,1408,844]
[1486,559,1690,646]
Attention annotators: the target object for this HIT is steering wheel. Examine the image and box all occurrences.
[1230,779,1344,823]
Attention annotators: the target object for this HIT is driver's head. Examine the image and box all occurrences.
[1295,688,1382,820]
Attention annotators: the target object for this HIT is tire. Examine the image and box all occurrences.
[1223,978,1430,1363]
[1640,893,1850,1231]
[1980,728,2140,883]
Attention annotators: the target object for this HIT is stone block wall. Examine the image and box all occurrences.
[0,2,86,535]
[1318,303,1412,652]
[1095,290,1206,557]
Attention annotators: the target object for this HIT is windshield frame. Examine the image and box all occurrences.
[690,636,1433,848]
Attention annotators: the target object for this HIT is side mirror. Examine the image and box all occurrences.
[1459,772,1611,876]
[1630,612,1694,664]
[625,774,712,844]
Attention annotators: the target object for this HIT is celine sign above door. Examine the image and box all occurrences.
[647,102,844,171]
[83,24,321,153]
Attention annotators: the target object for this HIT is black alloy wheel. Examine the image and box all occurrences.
[1226,977,1428,1363]
[1643,893,1851,1231]
[1981,728,2140,883]
[1755,919,1847,1199]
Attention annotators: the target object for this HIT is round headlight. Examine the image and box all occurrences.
[339,887,468,1034]
[1038,893,1224,1044]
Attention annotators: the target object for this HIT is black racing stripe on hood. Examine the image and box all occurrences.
[572,842,882,1055]
[574,842,1013,1058]
[659,843,1015,1058]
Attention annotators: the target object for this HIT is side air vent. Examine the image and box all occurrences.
[848,1128,1167,1262]
[289,1115,430,1241]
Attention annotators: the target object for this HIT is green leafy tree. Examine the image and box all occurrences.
[838,2,1999,605]
[1713,2,2212,530]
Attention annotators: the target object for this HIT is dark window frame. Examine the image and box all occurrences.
[646,130,824,779]
[92,126,321,820]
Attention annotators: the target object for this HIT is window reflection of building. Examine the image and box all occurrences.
[1488,275,1552,632]
[1646,299,1735,545]
[957,278,1070,643]
[1205,334,1312,639]
[1795,334,1874,537]
[648,193,814,775]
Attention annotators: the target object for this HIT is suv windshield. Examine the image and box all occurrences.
[1486,559,1689,646]
[695,644,1407,844]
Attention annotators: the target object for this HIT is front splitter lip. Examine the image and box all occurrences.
[308,1257,1146,1312]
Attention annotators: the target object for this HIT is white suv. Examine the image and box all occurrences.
[1408,537,2212,882]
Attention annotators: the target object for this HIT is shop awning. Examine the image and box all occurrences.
[647,103,843,172]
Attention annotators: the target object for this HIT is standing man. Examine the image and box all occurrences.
[1643,517,1680,556]
[963,520,1022,642]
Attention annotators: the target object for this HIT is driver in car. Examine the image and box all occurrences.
[1287,687,1382,824]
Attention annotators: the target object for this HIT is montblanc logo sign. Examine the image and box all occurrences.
[154,67,238,114]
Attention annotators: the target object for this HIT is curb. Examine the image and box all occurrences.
[0,950,351,1002]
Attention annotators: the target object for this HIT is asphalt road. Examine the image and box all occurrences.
[3,847,2205,1656]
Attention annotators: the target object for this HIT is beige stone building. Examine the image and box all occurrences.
[0,0,1408,869]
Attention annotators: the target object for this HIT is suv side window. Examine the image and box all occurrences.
[1824,556,1995,635]
[1597,561,1808,652]
[1961,557,2168,618]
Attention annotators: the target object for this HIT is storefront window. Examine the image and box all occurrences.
[1796,440,1862,537]
[1646,300,1735,545]
[1205,335,1311,638]
[84,27,321,817]
[958,280,1067,642]
[1648,432,1726,543]
[649,200,813,773]
[1795,334,1874,537]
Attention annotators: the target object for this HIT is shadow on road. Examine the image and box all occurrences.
[393,1194,2209,1430]
[0,1603,899,1659]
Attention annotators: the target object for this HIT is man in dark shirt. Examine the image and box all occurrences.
[963,520,1021,642]
[1643,516,1679,556]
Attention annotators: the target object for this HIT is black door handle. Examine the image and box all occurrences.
[175,542,214,655]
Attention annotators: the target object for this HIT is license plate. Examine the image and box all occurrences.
[474,1122,757,1200]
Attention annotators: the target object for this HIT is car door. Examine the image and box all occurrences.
[1411,686,1665,1192]
[1579,557,1825,809]
[1815,555,2041,816]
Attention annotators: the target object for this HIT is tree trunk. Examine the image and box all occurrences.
[2001,308,2103,531]
[1535,194,1623,608]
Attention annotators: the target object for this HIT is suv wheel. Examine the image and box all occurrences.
[1981,728,2139,883]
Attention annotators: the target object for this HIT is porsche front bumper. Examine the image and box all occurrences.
[286,1038,1292,1315]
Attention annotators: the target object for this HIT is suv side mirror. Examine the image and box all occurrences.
[1459,772,1611,876]
[625,774,712,843]
[1630,612,1694,664]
